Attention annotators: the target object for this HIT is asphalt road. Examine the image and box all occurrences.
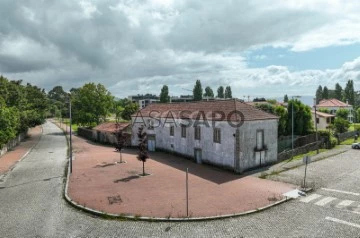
[0,121,359,237]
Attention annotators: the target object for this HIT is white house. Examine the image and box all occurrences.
[131,99,279,173]
[311,110,335,130]
[316,98,354,122]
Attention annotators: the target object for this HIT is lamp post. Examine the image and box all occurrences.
[69,94,73,174]
[314,98,319,154]
[292,96,301,156]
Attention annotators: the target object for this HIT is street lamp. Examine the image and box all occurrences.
[68,93,73,174]
[292,96,301,155]
[314,98,319,154]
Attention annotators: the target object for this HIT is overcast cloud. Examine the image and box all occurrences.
[1,0,360,98]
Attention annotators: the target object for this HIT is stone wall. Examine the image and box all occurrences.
[0,132,27,158]
[336,130,359,143]
[77,127,131,146]
[277,141,322,162]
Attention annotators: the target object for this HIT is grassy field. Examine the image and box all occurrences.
[58,118,79,132]
[340,137,358,145]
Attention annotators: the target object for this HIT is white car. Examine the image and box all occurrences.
[352,142,360,149]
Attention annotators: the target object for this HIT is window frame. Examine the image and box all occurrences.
[194,126,201,140]
[181,125,186,138]
[213,128,221,143]
[170,125,174,136]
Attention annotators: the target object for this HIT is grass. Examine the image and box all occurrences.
[57,118,79,132]
[348,123,360,131]
[340,137,358,145]
[290,148,329,161]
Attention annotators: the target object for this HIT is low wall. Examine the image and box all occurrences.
[278,141,322,162]
[336,130,359,143]
[77,127,131,146]
[0,132,27,158]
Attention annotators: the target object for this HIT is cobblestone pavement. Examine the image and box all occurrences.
[0,121,359,237]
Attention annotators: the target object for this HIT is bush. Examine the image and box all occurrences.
[353,124,360,131]
[329,136,338,148]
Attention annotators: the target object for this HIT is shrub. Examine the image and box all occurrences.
[329,136,338,148]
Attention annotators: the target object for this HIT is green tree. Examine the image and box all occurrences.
[316,85,323,104]
[318,108,330,113]
[121,102,139,121]
[335,83,342,100]
[284,94,289,103]
[72,83,114,126]
[336,108,349,120]
[193,80,203,101]
[274,105,288,136]
[287,99,313,136]
[0,106,20,146]
[334,118,349,133]
[322,86,329,99]
[255,103,274,114]
[203,86,214,98]
[344,80,355,105]
[225,86,232,99]
[159,85,170,103]
[217,86,224,98]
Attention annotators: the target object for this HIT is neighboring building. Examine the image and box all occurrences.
[131,99,279,173]
[316,98,354,122]
[311,111,335,130]
[128,94,160,109]
[170,95,194,103]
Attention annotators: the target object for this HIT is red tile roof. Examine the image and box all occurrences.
[311,111,335,118]
[317,98,351,107]
[132,99,279,122]
[94,122,130,133]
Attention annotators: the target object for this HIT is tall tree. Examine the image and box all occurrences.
[114,129,126,163]
[283,94,289,103]
[334,83,342,100]
[287,99,313,136]
[159,85,170,103]
[72,83,114,126]
[137,125,149,176]
[322,86,329,99]
[224,86,232,99]
[203,86,214,98]
[217,86,224,98]
[193,80,203,101]
[121,102,139,121]
[344,80,355,105]
[315,85,323,104]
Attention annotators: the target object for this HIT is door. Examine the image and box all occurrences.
[194,149,202,164]
[148,139,156,151]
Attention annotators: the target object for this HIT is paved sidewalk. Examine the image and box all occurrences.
[0,126,42,176]
[52,120,295,219]
[251,145,350,178]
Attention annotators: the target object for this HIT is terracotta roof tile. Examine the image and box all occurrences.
[317,98,351,107]
[311,111,335,118]
[132,99,278,122]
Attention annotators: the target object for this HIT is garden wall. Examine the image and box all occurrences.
[0,132,28,158]
[77,127,131,146]
[277,141,322,162]
[336,130,359,143]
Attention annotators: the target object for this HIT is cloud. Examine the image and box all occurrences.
[0,0,359,99]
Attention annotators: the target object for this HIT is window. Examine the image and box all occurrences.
[213,128,221,143]
[326,118,330,123]
[181,125,186,138]
[194,126,201,140]
[256,130,264,150]
[316,118,319,124]
[170,126,174,136]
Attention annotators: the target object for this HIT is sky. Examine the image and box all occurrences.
[1,0,360,100]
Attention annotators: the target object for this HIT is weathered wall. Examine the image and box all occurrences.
[131,117,279,173]
[0,132,27,158]
[77,127,131,146]
[238,119,278,172]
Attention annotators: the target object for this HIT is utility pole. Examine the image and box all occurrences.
[69,94,73,174]
[314,98,319,154]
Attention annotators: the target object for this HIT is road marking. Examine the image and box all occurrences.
[353,205,360,214]
[325,217,360,229]
[300,193,322,203]
[314,196,336,206]
[336,200,354,209]
[321,188,360,196]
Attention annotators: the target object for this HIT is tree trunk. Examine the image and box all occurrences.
[142,161,145,176]
[120,151,122,163]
